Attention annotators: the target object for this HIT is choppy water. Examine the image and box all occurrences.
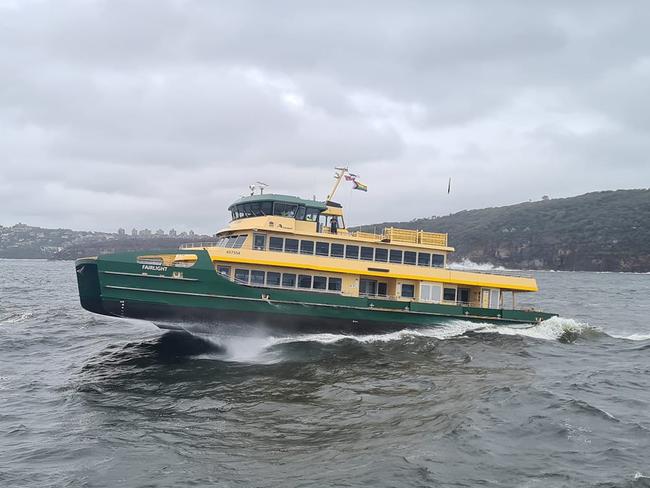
[1,259,649,488]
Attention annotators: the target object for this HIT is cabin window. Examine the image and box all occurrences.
[234,269,250,284]
[389,249,403,264]
[253,233,266,250]
[216,237,228,247]
[225,235,239,248]
[305,207,320,222]
[251,270,265,285]
[458,288,470,305]
[330,243,344,258]
[432,254,445,268]
[267,272,281,286]
[315,242,330,256]
[420,282,442,303]
[284,238,299,253]
[217,265,231,277]
[313,276,327,290]
[232,235,247,248]
[443,287,457,302]
[298,274,312,289]
[273,202,298,217]
[328,277,342,291]
[360,246,374,261]
[359,278,377,296]
[300,240,314,255]
[418,253,431,267]
[375,248,388,262]
[377,282,387,297]
[404,251,417,265]
[401,284,415,298]
[269,237,284,252]
[345,245,360,259]
[282,273,296,287]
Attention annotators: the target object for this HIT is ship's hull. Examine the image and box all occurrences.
[75,250,556,334]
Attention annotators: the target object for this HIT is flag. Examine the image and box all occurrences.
[353,180,368,192]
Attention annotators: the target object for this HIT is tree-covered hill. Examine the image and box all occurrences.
[356,189,649,272]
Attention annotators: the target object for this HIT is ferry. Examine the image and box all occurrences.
[75,169,556,333]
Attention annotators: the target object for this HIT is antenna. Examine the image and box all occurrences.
[256,181,269,195]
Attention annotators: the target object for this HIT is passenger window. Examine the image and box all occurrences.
[313,276,327,290]
[253,233,266,250]
[232,235,247,248]
[266,272,281,286]
[401,284,415,298]
[269,237,284,252]
[443,287,457,302]
[298,274,312,288]
[315,242,330,256]
[418,253,431,266]
[234,269,250,284]
[216,265,231,277]
[345,245,359,259]
[328,277,342,291]
[432,254,445,268]
[284,238,299,253]
[282,273,296,287]
[404,251,416,265]
[330,243,344,258]
[251,270,265,285]
[375,248,388,262]
[300,240,315,255]
[360,247,374,261]
[389,249,403,264]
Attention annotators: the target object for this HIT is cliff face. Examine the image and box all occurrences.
[357,189,650,272]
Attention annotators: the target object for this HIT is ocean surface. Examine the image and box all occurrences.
[1,259,649,488]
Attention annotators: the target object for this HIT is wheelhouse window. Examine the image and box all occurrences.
[269,237,284,252]
[251,270,265,285]
[298,274,312,289]
[345,245,359,259]
[432,254,445,268]
[315,242,330,256]
[360,247,374,261]
[404,251,417,265]
[330,243,344,258]
[273,202,298,218]
[305,207,320,222]
[282,273,296,287]
[284,238,299,253]
[230,201,273,220]
[313,276,327,290]
[253,233,266,250]
[328,277,342,291]
[234,269,250,284]
[418,253,431,267]
[375,248,388,262]
[389,249,403,264]
[267,272,281,286]
[443,287,457,302]
[225,235,239,248]
[401,284,415,298]
[300,240,314,255]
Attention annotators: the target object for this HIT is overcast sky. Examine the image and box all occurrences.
[1,0,648,234]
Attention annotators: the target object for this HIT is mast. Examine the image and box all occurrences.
[327,166,348,201]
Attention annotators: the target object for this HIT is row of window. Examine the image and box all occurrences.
[256,234,445,267]
[230,202,322,222]
[218,265,342,292]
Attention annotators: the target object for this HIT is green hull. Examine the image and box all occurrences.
[75,250,556,333]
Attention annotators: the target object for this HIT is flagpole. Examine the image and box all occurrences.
[327,166,348,201]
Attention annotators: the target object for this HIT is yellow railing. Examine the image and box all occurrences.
[383,227,447,247]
